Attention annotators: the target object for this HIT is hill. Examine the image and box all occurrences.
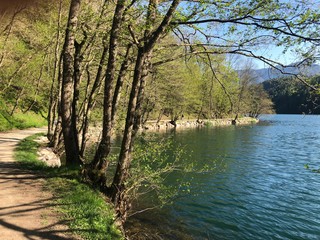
[262,76,320,114]
[250,63,320,82]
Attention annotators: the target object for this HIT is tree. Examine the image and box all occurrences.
[6,0,318,230]
[60,0,82,166]
[0,1,67,119]
[108,0,181,225]
[1,0,320,235]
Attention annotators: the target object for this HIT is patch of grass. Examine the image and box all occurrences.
[13,112,47,129]
[46,178,122,240]
[0,110,47,132]
[14,134,123,240]
[0,112,12,131]
[15,133,48,170]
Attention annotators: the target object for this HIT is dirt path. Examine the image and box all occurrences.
[0,127,73,240]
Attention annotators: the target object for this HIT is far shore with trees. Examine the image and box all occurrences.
[1,0,320,237]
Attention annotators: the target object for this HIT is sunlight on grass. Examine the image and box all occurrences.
[0,110,47,132]
[14,134,123,240]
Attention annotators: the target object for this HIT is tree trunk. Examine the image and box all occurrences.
[50,52,63,149]
[80,39,108,158]
[61,0,82,166]
[88,0,127,186]
[111,43,132,125]
[133,53,152,131]
[110,48,146,224]
[71,39,86,161]
[10,87,24,116]
[48,0,63,140]
[109,0,181,224]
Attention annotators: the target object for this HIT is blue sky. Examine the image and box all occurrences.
[254,46,297,69]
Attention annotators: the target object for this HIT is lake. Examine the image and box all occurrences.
[127,114,320,239]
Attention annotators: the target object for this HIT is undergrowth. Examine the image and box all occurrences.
[14,134,123,240]
[0,110,47,131]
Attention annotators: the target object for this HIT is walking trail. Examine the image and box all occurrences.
[0,127,74,240]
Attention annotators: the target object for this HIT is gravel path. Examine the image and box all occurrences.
[0,127,73,240]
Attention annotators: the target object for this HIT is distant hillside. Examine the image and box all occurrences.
[250,64,320,83]
[262,76,320,114]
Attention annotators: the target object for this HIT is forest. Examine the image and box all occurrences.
[263,75,320,114]
[1,0,320,237]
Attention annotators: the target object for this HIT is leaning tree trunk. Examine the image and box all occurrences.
[110,48,147,224]
[109,0,181,224]
[60,0,82,166]
[50,53,64,150]
[111,43,132,125]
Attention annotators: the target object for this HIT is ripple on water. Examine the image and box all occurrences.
[128,115,320,239]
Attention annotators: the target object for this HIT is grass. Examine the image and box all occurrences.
[0,110,47,131]
[14,134,123,240]
[15,133,48,170]
[13,112,47,129]
[0,110,14,131]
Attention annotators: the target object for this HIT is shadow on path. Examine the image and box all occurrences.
[0,128,81,239]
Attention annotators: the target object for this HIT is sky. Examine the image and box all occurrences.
[253,46,298,69]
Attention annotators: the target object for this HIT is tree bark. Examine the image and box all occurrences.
[61,0,82,166]
[111,43,132,124]
[48,0,63,140]
[110,0,181,224]
[110,47,146,224]
[80,38,108,158]
[89,0,127,186]
[133,52,152,131]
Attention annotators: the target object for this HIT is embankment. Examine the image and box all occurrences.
[142,117,259,131]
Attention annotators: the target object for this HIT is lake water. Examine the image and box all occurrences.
[127,114,320,239]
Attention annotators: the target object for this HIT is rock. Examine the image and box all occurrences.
[35,136,61,167]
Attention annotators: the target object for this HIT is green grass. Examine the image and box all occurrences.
[13,112,47,129]
[14,134,123,240]
[0,107,16,131]
[15,133,48,170]
[0,110,47,131]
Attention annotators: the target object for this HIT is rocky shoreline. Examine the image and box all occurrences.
[142,117,259,131]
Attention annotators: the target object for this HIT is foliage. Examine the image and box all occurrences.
[263,76,320,114]
[123,135,218,216]
[128,136,187,205]
[0,1,69,117]
[0,100,13,131]
[13,112,47,128]
[145,52,253,121]
[14,134,123,240]
[0,104,47,132]
[246,84,275,118]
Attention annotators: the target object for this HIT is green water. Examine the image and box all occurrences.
[127,115,320,239]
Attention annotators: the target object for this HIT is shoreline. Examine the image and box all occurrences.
[141,117,259,131]
[84,117,259,144]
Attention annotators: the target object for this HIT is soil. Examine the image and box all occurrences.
[0,127,76,240]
